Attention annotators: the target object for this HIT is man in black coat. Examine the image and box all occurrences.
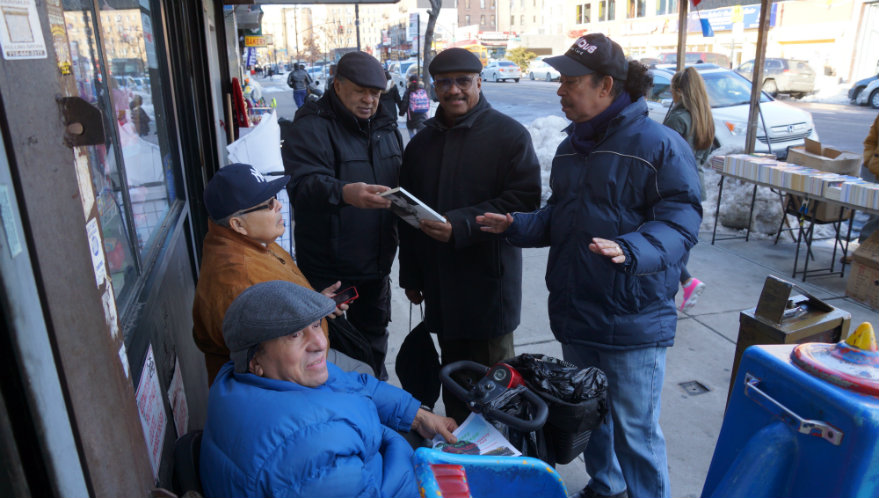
[282,51,402,380]
[398,48,541,422]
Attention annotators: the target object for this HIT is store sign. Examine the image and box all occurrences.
[687,3,776,33]
[244,35,266,47]
[0,0,47,59]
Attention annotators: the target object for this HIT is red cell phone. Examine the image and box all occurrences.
[332,286,358,306]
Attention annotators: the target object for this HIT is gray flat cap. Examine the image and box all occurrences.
[223,281,336,373]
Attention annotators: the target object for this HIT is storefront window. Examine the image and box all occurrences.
[64,0,180,305]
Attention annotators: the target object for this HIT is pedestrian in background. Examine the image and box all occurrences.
[287,63,312,109]
[377,70,404,127]
[400,75,430,138]
[663,67,715,312]
[398,48,541,423]
[478,33,702,498]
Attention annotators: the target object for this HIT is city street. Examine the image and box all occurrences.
[261,74,876,155]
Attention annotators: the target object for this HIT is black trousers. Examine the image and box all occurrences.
[309,274,391,380]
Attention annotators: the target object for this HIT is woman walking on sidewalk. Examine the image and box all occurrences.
[664,67,715,311]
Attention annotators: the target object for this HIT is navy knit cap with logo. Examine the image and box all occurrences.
[203,163,289,221]
[545,33,628,81]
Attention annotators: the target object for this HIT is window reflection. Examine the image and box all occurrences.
[64,1,179,303]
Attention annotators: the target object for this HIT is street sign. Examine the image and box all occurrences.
[244,35,266,47]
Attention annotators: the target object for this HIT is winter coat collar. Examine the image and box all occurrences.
[563,96,650,152]
[428,93,491,131]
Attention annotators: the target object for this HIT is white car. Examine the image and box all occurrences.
[646,64,819,159]
[388,59,418,93]
[527,56,560,82]
[853,77,879,109]
[482,60,521,82]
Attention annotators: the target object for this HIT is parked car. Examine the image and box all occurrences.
[482,60,521,82]
[734,58,816,98]
[659,52,730,68]
[646,64,819,159]
[387,59,418,93]
[849,74,879,109]
[527,56,560,81]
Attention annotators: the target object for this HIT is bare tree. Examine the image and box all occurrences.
[422,0,441,90]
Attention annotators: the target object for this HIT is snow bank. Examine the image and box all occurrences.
[797,74,852,105]
[526,115,568,202]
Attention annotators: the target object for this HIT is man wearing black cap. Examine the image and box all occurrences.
[281,51,402,380]
[397,47,541,423]
[478,34,702,498]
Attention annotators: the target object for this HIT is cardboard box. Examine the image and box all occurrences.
[846,262,879,309]
[852,231,879,267]
[846,231,878,309]
[787,138,862,176]
[783,194,851,222]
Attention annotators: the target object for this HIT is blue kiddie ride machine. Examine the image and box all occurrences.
[415,279,879,498]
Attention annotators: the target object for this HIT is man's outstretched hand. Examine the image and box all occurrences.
[342,182,392,209]
[476,212,514,234]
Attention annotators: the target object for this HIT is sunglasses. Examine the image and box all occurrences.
[433,75,477,92]
[237,195,278,215]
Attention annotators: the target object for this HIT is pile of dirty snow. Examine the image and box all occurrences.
[526,115,568,203]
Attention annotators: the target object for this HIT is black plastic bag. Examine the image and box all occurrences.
[395,321,441,409]
[506,353,607,403]
[327,316,380,376]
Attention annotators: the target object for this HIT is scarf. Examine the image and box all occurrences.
[569,92,632,154]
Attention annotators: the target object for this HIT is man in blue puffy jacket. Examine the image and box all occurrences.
[478,34,702,498]
[200,280,457,498]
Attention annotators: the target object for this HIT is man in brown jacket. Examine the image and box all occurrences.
[192,163,365,384]
[859,113,878,243]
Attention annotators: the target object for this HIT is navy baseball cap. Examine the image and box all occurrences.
[204,163,289,220]
[545,33,628,81]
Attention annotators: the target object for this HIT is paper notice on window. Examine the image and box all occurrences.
[135,345,166,480]
[432,413,522,456]
[85,217,106,287]
[168,358,189,438]
[0,0,48,60]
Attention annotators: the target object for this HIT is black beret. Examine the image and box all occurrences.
[336,51,387,90]
[429,48,482,76]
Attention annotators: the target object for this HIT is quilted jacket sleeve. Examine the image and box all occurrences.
[616,142,703,276]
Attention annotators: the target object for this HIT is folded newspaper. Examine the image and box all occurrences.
[431,413,522,456]
[380,187,445,228]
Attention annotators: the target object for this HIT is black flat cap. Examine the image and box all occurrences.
[336,51,387,90]
[429,48,482,76]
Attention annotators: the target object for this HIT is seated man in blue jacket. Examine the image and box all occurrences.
[200,280,458,498]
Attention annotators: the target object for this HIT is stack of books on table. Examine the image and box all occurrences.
[716,154,879,211]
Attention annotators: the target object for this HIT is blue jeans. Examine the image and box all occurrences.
[293,89,307,108]
[562,344,670,498]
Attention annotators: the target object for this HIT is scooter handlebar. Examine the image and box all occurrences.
[440,360,550,433]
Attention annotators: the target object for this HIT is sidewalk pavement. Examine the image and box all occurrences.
[383,227,877,498]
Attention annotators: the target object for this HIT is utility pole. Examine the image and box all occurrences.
[294,6,299,63]
[355,4,361,51]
